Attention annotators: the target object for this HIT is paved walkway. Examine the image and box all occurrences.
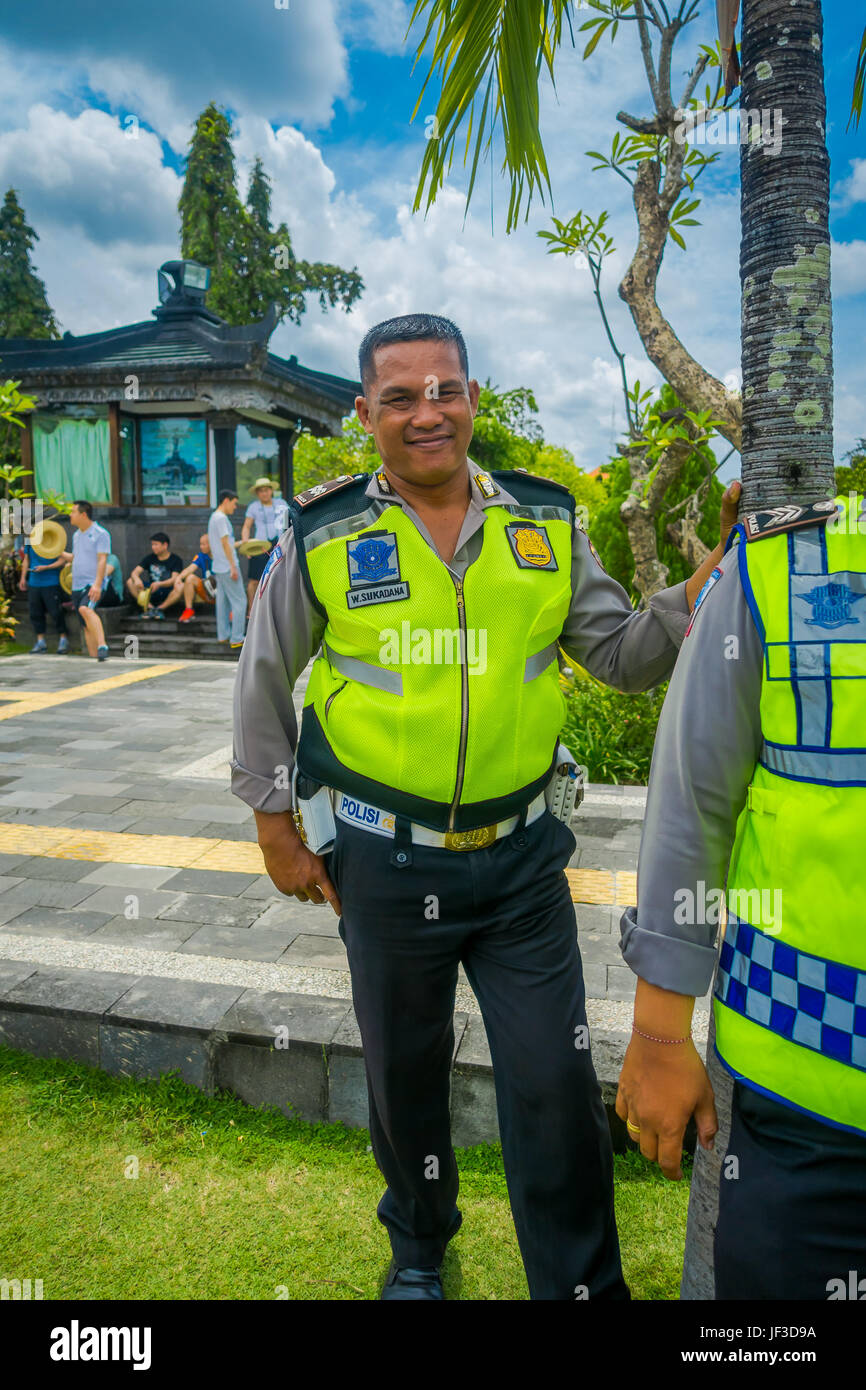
[0,654,710,1041]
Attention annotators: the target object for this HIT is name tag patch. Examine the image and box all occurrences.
[505,523,558,570]
[347,582,410,609]
[346,532,410,607]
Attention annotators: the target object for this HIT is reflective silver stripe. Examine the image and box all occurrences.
[323,643,403,696]
[524,641,559,683]
[762,742,866,783]
[791,524,825,574]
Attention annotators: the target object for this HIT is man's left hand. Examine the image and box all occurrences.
[616,1035,718,1180]
[87,583,101,604]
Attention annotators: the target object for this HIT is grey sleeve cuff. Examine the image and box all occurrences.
[647,581,690,649]
[619,905,719,998]
[230,760,292,814]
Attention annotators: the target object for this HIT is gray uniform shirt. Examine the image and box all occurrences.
[619,545,764,997]
[231,463,691,814]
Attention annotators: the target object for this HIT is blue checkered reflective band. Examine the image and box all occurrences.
[716,916,866,1071]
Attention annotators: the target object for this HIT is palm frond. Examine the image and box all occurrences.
[849,24,866,131]
[410,0,575,232]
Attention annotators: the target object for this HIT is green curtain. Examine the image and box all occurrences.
[33,416,112,502]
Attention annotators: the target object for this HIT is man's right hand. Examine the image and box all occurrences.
[254,809,341,915]
[230,566,239,582]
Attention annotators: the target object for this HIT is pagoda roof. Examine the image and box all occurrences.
[0,285,360,424]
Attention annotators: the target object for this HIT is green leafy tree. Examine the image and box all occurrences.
[835,438,866,495]
[244,157,363,326]
[0,189,59,340]
[180,106,363,327]
[179,105,248,319]
[468,383,541,473]
[293,416,379,492]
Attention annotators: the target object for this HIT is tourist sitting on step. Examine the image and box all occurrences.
[126,532,184,620]
[100,553,124,610]
[172,535,216,623]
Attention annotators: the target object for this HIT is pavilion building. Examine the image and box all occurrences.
[0,259,360,572]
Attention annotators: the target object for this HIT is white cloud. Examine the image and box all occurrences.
[832,240,866,298]
[833,158,866,209]
[0,4,349,146]
[342,0,417,56]
[0,104,180,247]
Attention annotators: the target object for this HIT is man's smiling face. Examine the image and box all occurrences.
[355,339,480,488]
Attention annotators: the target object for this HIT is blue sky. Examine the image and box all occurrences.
[0,0,863,477]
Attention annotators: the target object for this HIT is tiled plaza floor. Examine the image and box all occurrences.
[0,653,710,1040]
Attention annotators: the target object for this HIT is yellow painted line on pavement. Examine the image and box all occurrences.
[566,868,636,907]
[0,664,186,720]
[0,820,266,873]
[0,819,630,905]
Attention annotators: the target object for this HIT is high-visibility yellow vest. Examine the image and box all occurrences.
[291,468,575,832]
[716,492,866,1135]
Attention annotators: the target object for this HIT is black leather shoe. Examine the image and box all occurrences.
[380,1260,444,1300]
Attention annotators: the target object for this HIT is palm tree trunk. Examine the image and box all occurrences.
[738,0,834,511]
[681,0,833,1298]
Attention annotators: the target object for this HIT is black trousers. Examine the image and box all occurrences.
[325,808,629,1301]
[715,1081,866,1299]
[28,585,68,637]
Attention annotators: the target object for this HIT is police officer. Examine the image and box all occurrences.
[231,313,730,1301]
[616,492,866,1299]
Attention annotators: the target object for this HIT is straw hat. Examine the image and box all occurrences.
[137,586,152,610]
[29,518,67,560]
[59,562,73,595]
[237,538,272,557]
[249,476,276,492]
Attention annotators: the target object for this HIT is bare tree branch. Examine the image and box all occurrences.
[632,0,663,110]
[617,110,666,134]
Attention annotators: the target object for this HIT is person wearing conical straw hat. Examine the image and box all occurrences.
[20,517,69,654]
[241,477,289,610]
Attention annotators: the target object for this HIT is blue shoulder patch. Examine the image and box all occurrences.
[257,542,283,598]
[686,565,724,636]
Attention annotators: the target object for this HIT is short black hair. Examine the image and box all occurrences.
[358,314,468,393]
[150,532,170,545]
[218,489,238,504]
[72,499,93,519]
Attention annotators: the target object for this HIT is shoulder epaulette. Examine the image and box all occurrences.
[503,468,572,496]
[742,500,838,541]
[292,474,368,509]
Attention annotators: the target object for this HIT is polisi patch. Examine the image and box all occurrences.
[505,522,558,571]
[335,793,396,838]
[346,531,409,608]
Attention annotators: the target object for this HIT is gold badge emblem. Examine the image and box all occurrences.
[513,527,552,567]
[443,824,498,851]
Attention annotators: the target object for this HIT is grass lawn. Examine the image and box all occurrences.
[0,640,33,657]
[0,1047,690,1301]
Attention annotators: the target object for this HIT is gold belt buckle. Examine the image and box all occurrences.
[443,823,498,852]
